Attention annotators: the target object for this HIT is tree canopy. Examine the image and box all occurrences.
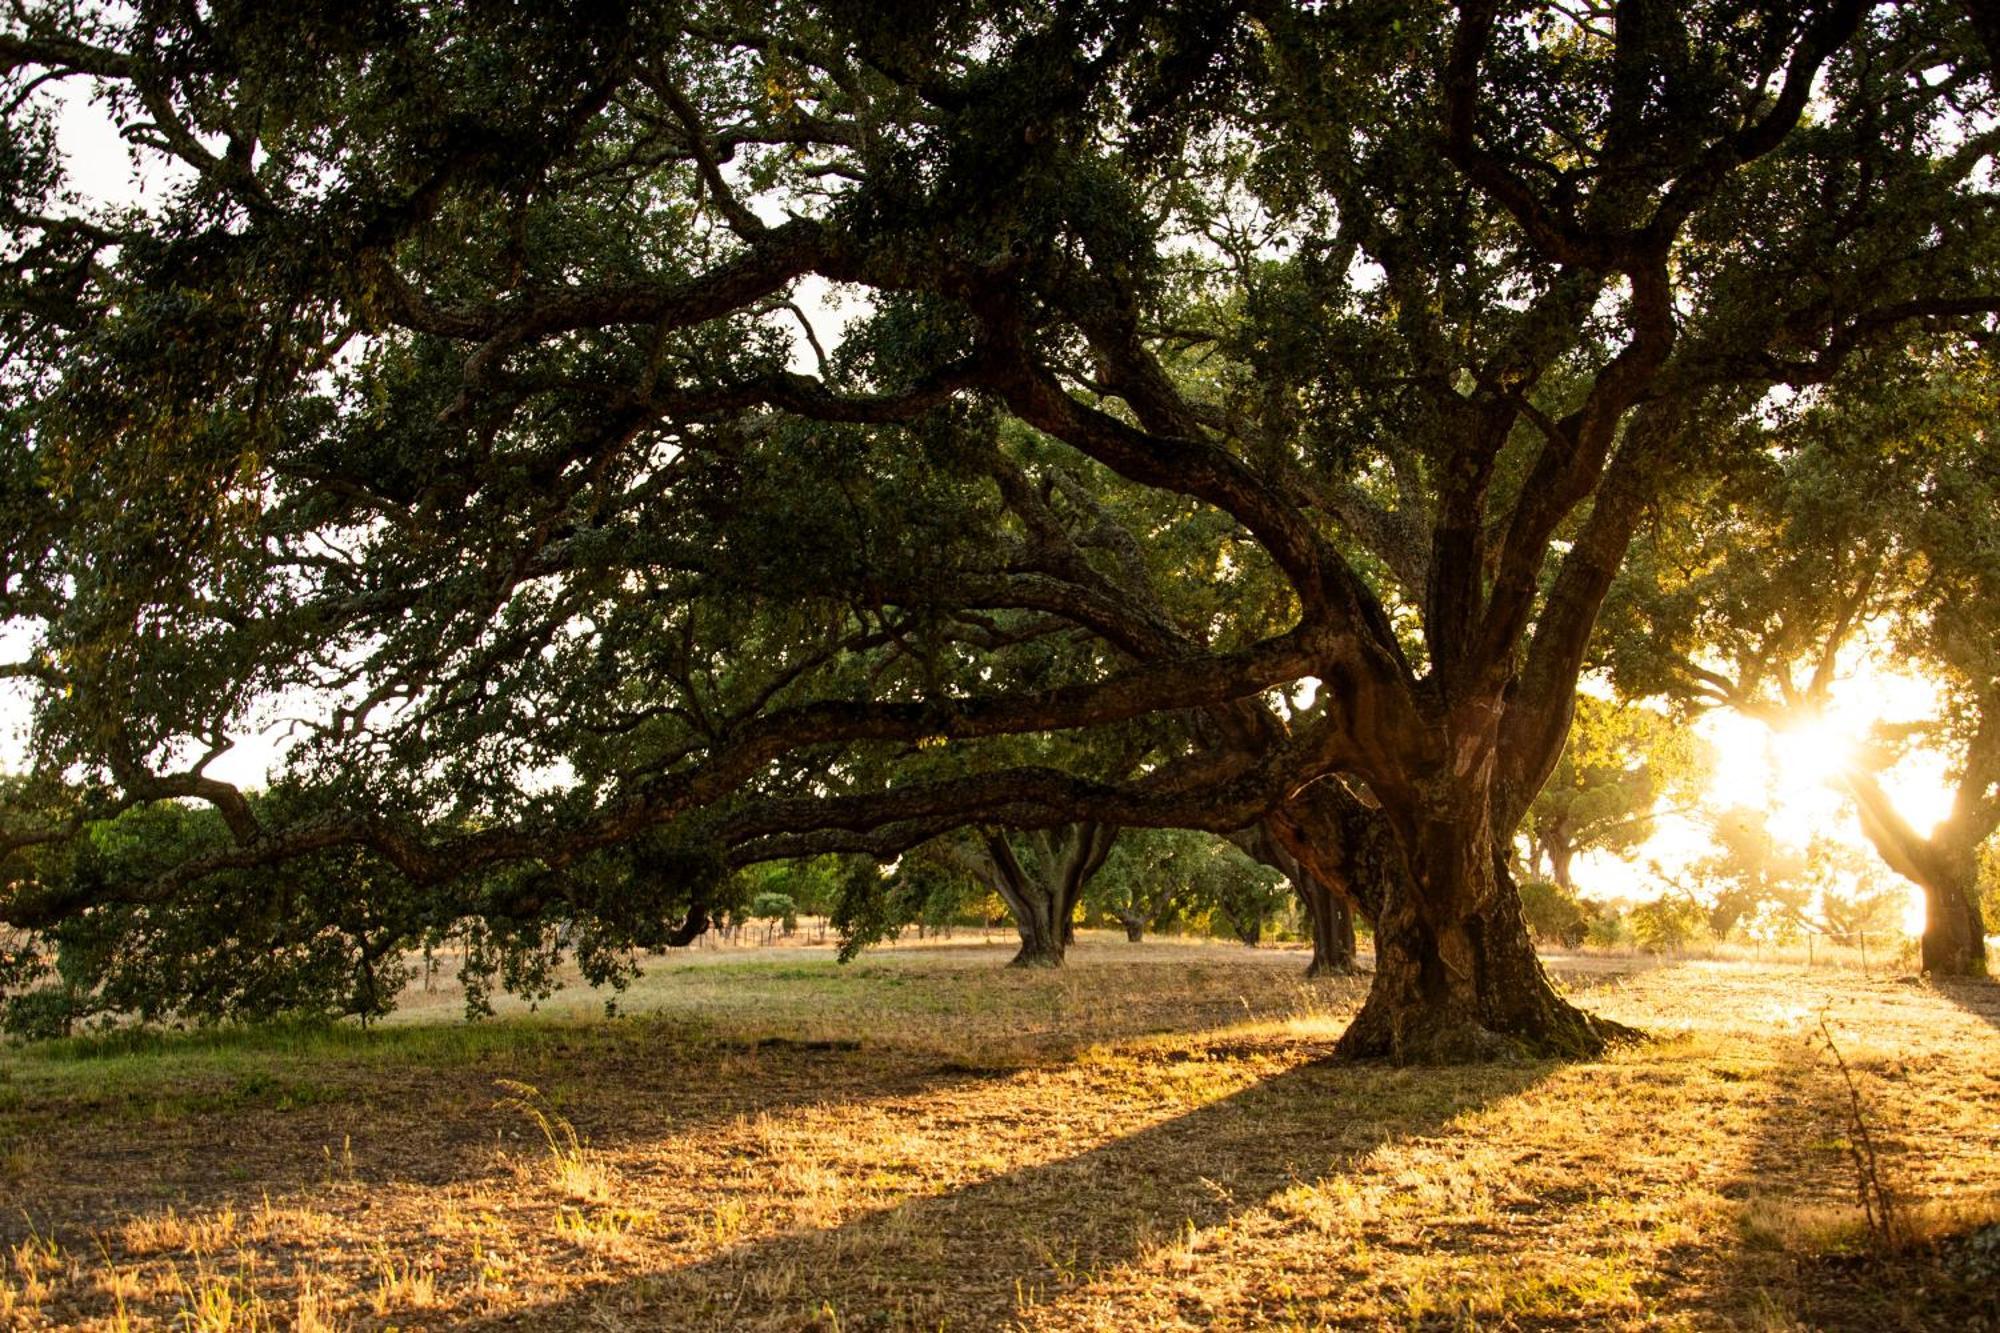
[3,1,1997,1058]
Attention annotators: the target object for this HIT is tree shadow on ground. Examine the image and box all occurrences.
[1933,972,2000,1035]
[464,1051,1555,1331]
[1710,980,2000,1332]
[0,1035,1019,1242]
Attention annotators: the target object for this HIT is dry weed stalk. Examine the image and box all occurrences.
[1816,1012,1905,1251]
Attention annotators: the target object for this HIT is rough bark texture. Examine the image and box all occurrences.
[1336,857,1629,1063]
[1275,780,1630,1063]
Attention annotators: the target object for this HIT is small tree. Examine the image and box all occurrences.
[1088,828,1212,943]
[749,892,798,945]
[1628,896,1707,955]
[1517,877,1589,949]
[1524,696,1706,893]
[1693,807,1811,940]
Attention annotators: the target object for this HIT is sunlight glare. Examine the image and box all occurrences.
[1903,885,1928,938]
[1770,713,1858,798]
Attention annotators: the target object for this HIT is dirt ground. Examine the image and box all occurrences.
[1,937,1996,1330]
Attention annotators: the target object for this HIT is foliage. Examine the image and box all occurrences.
[2,800,415,1036]
[1693,807,1811,940]
[1516,877,1588,948]
[1087,827,1282,941]
[829,855,975,962]
[1523,695,1706,891]
[748,891,798,936]
[0,1,1994,1038]
[1627,895,1708,955]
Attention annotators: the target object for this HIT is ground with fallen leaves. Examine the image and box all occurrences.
[2,934,1996,1330]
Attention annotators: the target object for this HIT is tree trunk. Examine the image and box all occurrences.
[1547,840,1575,895]
[971,823,1119,968]
[1275,778,1628,1063]
[1303,880,1358,977]
[1918,870,1987,976]
[1009,899,1066,966]
[1117,910,1145,943]
[1846,772,1989,976]
[1231,818,1358,975]
[1337,854,1621,1062]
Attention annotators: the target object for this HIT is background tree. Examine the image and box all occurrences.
[1203,848,1292,948]
[1806,836,1907,947]
[1689,806,1811,940]
[1231,823,1358,974]
[1088,827,1205,943]
[1604,348,2000,972]
[1523,695,1706,894]
[748,890,798,944]
[917,824,1119,967]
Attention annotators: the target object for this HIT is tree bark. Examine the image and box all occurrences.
[1301,875,1358,977]
[1233,820,1357,975]
[1274,777,1629,1062]
[1232,816,1360,972]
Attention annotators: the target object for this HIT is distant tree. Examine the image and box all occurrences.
[1232,823,1357,974]
[1604,352,2000,973]
[1692,807,1811,941]
[1193,840,1291,948]
[1517,877,1588,949]
[739,856,846,937]
[1088,827,1206,943]
[1523,696,1706,894]
[1807,837,1907,946]
[1628,895,1707,955]
[918,824,1118,967]
[748,891,797,944]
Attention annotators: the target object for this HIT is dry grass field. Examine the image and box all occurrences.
[1,935,1996,1330]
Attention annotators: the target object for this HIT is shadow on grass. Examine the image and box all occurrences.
[1933,972,2000,1036]
[463,1051,1556,1331]
[1708,981,2000,1333]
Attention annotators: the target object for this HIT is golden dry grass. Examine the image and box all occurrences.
[0,937,1996,1330]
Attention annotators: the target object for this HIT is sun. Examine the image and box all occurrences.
[1769,712,1859,799]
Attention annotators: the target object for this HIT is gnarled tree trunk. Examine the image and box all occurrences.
[968,823,1119,967]
[1275,776,1627,1062]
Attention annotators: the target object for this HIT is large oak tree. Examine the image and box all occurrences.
[3,1,1996,1057]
